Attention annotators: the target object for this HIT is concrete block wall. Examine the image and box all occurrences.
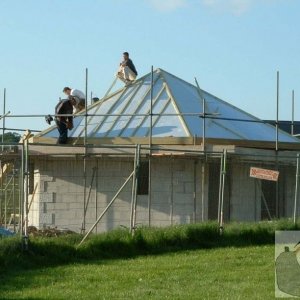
[29,157,208,232]
[28,172,55,229]
[28,155,297,231]
[229,163,260,221]
[229,162,297,222]
[135,158,208,227]
[30,158,134,232]
[282,165,297,218]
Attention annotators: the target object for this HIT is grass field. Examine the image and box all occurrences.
[0,246,274,299]
[0,221,296,299]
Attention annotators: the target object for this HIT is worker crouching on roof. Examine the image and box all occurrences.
[117,52,138,85]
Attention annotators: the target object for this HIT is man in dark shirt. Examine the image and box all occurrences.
[55,99,75,144]
[45,98,77,144]
[117,52,138,85]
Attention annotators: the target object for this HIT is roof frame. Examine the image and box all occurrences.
[90,85,139,136]
[160,72,192,137]
[144,97,172,136]
[118,77,165,137]
[130,82,168,137]
[72,87,132,144]
[103,79,148,137]
[210,119,247,139]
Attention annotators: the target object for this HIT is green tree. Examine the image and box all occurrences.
[0,132,21,143]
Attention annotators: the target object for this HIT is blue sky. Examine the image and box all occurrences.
[0,0,299,132]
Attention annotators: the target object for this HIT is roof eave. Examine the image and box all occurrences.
[30,136,300,150]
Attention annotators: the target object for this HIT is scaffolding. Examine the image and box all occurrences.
[0,145,22,233]
[0,141,297,247]
[0,68,299,248]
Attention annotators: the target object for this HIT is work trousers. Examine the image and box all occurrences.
[117,66,137,82]
[56,119,68,144]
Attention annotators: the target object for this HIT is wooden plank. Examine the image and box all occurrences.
[0,163,12,179]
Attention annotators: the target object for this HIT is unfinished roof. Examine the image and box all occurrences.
[36,68,300,146]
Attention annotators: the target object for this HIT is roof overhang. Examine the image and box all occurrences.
[30,136,300,151]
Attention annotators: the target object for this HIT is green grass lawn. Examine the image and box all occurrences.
[0,245,274,300]
[1,221,294,299]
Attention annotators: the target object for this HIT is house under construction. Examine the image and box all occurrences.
[1,68,300,235]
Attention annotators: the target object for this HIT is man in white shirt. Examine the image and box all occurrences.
[63,87,85,112]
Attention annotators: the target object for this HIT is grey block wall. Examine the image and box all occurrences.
[28,157,208,233]
[27,155,297,232]
[282,165,297,219]
[229,163,261,222]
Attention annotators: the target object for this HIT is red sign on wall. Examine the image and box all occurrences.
[250,167,279,182]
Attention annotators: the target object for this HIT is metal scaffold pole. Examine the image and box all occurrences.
[148,66,154,226]
[85,68,88,147]
[291,90,295,135]
[23,140,29,249]
[193,160,197,223]
[276,71,279,151]
[82,167,97,231]
[217,152,224,224]
[95,159,98,233]
[200,161,205,222]
[0,161,2,226]
[2,88,6,146]
[82,68,88,234]
[195,78,207,222]
[19,145,24,236]
[132,144,140,232]
[275,71,279,218]
[219,149,227,234]
[12,167,16,232]
[194,78,206,151]
[78,170,135,246]
[130,145,138,232]
[4,172,7,228]
[130,145,141,233]
[293,153,299,225]
[170,157,174,225]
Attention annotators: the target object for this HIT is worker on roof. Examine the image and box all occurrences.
[63,87,86,113]
[117,52,138,85]
[45,98,77,144]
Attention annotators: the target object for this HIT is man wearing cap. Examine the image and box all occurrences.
[63,87,86,113]
[117,52,138,85]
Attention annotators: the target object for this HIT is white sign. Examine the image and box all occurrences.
[250,167,279,182]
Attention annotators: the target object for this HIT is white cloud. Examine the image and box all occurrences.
[201,0,254,15]
[148,0,278,15]
[148,0,187,12]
